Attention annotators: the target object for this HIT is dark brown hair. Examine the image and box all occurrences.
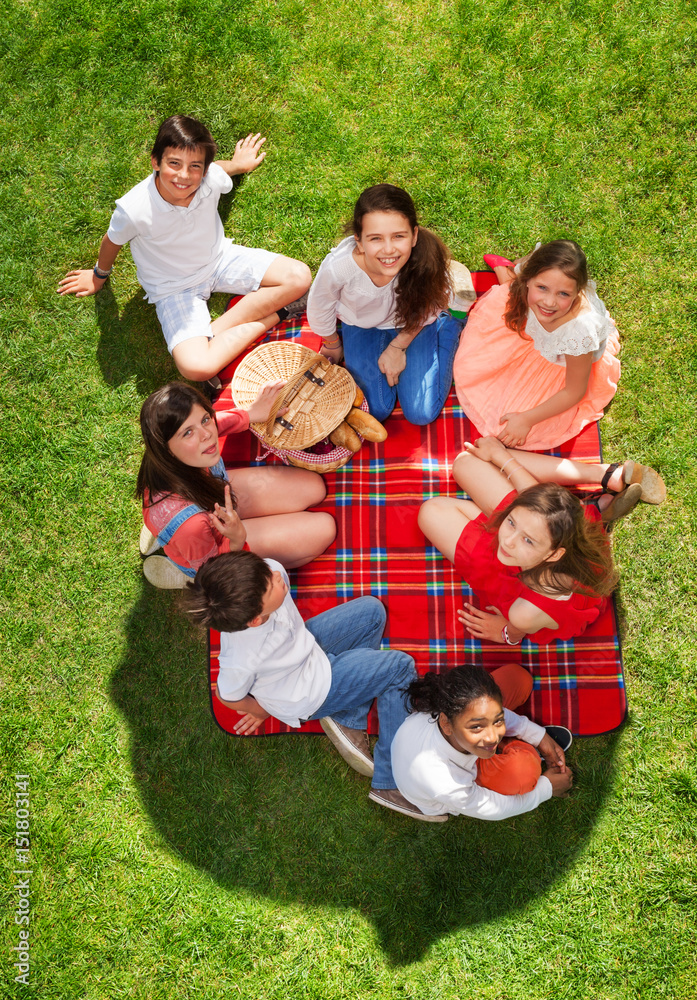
[151,115,218,171]
[136,382,230,512]
[183,550,273,632]
[503,240,589,336]
[348,184,452,331]
[489,483,617,597]
[407,665,503,723]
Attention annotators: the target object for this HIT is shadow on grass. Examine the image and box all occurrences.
[111,582,620,966]
[94,286,178,393]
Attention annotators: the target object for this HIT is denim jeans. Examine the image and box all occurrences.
[341,310,465,425]
[306,597,417,790]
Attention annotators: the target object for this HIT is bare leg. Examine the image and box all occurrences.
[172,257,312,380]
[451,451,519,517]
[417,497,480,563]
[453,448,623,500]
[211,255,311,330]
[492,450,624,490]
[493,264,516,285]
[173,316,278,380]
[229,465,327,517]
[230,465,335,569]
[242,511,336,568]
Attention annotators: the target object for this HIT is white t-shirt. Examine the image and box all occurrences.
[106,162,234,303]
[391,710,552,820]
[216,560,332,728]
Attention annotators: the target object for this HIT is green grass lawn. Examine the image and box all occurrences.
[2,0,696,996]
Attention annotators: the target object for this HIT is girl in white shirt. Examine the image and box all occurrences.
[307,184,464,425]
[391,664,573,821]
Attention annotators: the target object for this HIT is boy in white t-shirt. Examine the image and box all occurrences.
[58,114,311,382]
[185,549,446,822]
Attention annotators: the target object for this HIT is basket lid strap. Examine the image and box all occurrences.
[263,358,330,437]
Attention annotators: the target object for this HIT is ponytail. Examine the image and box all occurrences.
[406,666,503,724]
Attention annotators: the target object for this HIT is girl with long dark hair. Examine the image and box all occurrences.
[136,382,335,588]
[307,184,465,425]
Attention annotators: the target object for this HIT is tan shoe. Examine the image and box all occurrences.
[601,483,642,524]
[143,556,189,590]
[319,717,374,777]
[368,788,448,822]
[139,523,161,557]
[622,461,666,504]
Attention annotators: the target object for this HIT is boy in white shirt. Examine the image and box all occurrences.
[185,549,446,821]
[58,114,311,382]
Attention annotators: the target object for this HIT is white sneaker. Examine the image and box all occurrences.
[143,556,189,590]
[139,523,161,557]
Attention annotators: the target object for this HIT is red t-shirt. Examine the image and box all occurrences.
[453,491,606,644]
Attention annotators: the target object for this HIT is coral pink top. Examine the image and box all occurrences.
[143,409,250,574]
[453,491,606,644]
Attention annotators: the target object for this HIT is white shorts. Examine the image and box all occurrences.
[155,240,277,353]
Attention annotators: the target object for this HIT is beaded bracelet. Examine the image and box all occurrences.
[93,265,113,280]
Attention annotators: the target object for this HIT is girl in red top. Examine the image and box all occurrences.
[418,436,665,644]
[136,382,336,588]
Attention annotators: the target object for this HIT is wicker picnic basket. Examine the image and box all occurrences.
[231,342,364,472]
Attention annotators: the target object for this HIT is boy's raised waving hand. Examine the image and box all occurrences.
[218,132,267,176]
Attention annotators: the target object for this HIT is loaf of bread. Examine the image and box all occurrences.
[345,407,388,443]
[330,421,362,452]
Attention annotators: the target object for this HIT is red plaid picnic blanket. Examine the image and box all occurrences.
[209,276,626,738]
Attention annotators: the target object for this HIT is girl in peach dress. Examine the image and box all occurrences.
[453,241,620,451]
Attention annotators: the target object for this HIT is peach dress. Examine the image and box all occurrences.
[453,282,620,450]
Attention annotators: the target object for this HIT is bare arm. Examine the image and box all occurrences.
[463,437,539,492]
[57,234,123,297]
[377,326,423,386]
[215,692,270,735]
[499,352,593,448]
[457,597,558,644]
[216,133,267,177]
[457,603,527,643]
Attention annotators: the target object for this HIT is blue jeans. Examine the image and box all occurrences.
[341,310,465,425]
[306,597,417,790]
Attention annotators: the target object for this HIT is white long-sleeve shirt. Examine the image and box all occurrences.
[391,711,552,820]
[306,236,400,338]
